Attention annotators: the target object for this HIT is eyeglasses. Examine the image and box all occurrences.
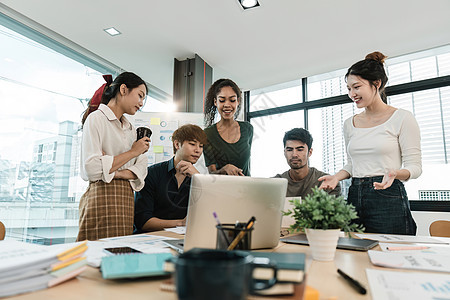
[280,229,290,237]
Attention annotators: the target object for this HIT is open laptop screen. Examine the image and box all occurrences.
[183,174,288,251]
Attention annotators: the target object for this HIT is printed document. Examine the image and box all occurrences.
[355,233,448,244]
[368,250,450,272]
[164,226,186,235]
[366,269,450,300]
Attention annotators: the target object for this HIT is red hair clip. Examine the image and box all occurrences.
[88,74,113,114]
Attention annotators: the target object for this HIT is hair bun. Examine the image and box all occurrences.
[365,51,387,64]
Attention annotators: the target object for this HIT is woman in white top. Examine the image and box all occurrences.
[319,52,422,235]
[77,72,150,241]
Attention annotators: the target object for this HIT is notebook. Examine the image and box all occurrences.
[100,253,173,279]
[240,251,305,270]
[239,251,305,283]
[281,233,379,251]
[183,174,288,251]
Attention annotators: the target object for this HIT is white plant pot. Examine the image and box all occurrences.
[305,228,340,261]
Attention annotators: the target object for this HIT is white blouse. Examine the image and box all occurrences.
[80,104,148,191]
[342,108,422,180]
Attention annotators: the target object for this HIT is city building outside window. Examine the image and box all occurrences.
[0,24,171,244]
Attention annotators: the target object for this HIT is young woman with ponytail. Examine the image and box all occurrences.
[318,52,422,235]
[77,72,150,241]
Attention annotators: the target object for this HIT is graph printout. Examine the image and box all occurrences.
[366,269,450,300]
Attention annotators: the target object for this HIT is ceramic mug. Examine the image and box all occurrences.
[169,248,277,300]
[136,126,152,141]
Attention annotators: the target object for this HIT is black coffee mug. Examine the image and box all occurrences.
[136,126,152,141]
[168,249,277,300]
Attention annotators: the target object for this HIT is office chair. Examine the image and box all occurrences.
[0,221,5,240]
[429,220,450,237]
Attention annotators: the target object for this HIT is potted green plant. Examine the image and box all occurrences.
[284,187,363,261]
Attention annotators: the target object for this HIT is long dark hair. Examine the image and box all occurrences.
[345,51,388,103]
[81,72,148,125]
[204,78,242,127]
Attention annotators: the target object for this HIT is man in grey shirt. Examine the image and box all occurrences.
[274,128,341,198]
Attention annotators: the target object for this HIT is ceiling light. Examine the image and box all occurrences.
[103,27,121,36]
[238,0,260,9]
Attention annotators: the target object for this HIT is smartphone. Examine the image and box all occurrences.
[103,246,142,255]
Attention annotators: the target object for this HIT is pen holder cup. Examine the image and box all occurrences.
[216,223,253,250]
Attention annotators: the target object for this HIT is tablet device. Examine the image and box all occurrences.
[280,233,378,251]
[104,246,142,255]
[163,239,185,253]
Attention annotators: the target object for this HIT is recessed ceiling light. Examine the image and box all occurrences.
[239,0,260,9]
[104,27,121,36]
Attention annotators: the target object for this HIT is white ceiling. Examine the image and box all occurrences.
[2,0,450,96]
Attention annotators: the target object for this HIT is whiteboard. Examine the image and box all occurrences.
[128,111,207,173]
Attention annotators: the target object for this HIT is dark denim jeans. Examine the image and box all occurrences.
[347,176,417,235]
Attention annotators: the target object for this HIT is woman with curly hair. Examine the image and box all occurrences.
[319,52,422,235]
[203,79,253,176]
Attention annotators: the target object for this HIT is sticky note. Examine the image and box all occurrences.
[304,286,320,300]
[153,146,164,153]
[150,118,160,125]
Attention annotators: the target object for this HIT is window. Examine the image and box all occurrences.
[250,111,305,177]
[0,16,174,244]
[307,69,347,101]
[0,24,110,244]
[250,80,302,112]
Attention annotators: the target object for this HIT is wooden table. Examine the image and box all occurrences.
[4,231,428,300]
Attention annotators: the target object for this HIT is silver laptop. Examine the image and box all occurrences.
[182,174,288,252]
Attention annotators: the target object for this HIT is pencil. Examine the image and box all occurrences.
[386,246,429,251]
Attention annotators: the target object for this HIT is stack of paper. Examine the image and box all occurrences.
[86,233,174,267]
[0,240,88,298]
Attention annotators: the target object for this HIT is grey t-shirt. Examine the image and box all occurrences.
[274,167,341,198]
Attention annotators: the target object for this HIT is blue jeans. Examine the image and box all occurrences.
[347,176,417,235]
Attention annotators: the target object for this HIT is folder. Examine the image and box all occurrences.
[101,253,173,279]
